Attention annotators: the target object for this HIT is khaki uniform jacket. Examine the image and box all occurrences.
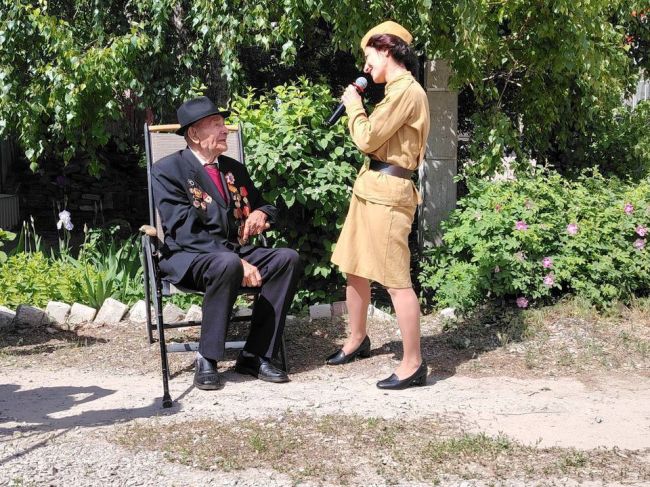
[346,71,430,206]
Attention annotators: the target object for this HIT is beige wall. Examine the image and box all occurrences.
[418,60,458,247]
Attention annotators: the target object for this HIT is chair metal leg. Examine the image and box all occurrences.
[153,284,172,408]
[141,240,154,344]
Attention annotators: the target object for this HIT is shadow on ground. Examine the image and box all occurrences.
[0,381,179,465]
[0,325,108,356]
[282,317,348,373]
[223,317,349,374]
[370,303,529,379]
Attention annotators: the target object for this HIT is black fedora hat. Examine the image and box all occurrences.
[176,96,231,136]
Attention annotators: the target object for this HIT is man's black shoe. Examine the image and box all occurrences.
[235,352,289,383]
[194,356,222,390]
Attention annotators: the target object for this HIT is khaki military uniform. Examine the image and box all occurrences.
[331,72,430,288]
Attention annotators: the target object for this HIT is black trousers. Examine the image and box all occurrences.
[178,247,301,361]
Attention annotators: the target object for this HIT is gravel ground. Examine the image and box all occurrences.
[3,428,645,487]
[2,307,649,486]
[1,427,296,486]
[2,365,650,486]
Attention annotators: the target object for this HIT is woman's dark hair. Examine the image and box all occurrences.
[366,34,418,76]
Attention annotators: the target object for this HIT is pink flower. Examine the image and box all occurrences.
[566,223,579,235]
[633,239,645,250]
[516,297,529,308]
[636,225,647,237]
[543,273,555,287]
[493,266,501,273]
[624,203,634,215]
[515,220,528,231]
[542,257,553,268]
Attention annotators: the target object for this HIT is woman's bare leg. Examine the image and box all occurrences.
[387,287,422,378]
[341,274,371,354]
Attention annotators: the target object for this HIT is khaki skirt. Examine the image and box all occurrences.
[331,194,416,289]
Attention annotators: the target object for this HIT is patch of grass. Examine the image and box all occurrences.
[248,433,267,453]
[541,297,603,322]
[556,348,576,367]
[113,414,650,484]
[618,330,650,360]
[8,478,38,487]
[439,297,650,378]
[425,432,513,462]
[557,450,588,470]
[524,347,540,369]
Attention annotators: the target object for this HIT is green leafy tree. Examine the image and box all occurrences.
[0,0,646,177]
[584,100,650,180]
[0,1,146,175]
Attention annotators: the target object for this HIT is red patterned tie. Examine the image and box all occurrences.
[204,164,227,202]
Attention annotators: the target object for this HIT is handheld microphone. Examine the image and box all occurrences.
[326,77,368,126]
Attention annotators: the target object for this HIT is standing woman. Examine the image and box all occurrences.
[327,21,430,390]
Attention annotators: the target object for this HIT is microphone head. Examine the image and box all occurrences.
[354,76,368,92]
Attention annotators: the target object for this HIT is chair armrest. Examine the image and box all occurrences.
[258,234,269,247]
[139,225,157,237]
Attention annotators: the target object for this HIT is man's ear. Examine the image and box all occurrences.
[186,125,200,144]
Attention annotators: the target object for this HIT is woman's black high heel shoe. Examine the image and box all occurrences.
[325,336,371,365]
[376,360,428,390]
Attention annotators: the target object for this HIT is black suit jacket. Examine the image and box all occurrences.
[151,148,277,284]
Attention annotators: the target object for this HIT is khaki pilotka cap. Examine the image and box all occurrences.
[359,20,413,49]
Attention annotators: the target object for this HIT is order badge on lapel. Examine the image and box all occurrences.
[224,172,252,244]
[187,179,212,211]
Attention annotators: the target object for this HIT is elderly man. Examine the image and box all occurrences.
[152,96,301,390]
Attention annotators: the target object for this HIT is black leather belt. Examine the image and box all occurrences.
[369,159,414,180]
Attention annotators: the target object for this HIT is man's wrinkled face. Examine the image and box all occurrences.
[188,114,228,158]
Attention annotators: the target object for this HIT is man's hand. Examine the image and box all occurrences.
[241,209,269,243]
[241,259,262,287]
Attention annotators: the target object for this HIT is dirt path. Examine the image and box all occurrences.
[2,366,650,451]
[2,305,650,485]
[2,363,650,486]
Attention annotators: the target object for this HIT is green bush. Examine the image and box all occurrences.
[585,100,650,180]
[0,225,144,310]
[230,78,364,304]
[420,169,650,311]
[0,252,84,308]
[0,228,15,264]
[64,227,144,308]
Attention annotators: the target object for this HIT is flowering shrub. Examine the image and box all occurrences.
[419,169,650,310]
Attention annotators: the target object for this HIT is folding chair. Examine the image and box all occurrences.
[140,123,288,408]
